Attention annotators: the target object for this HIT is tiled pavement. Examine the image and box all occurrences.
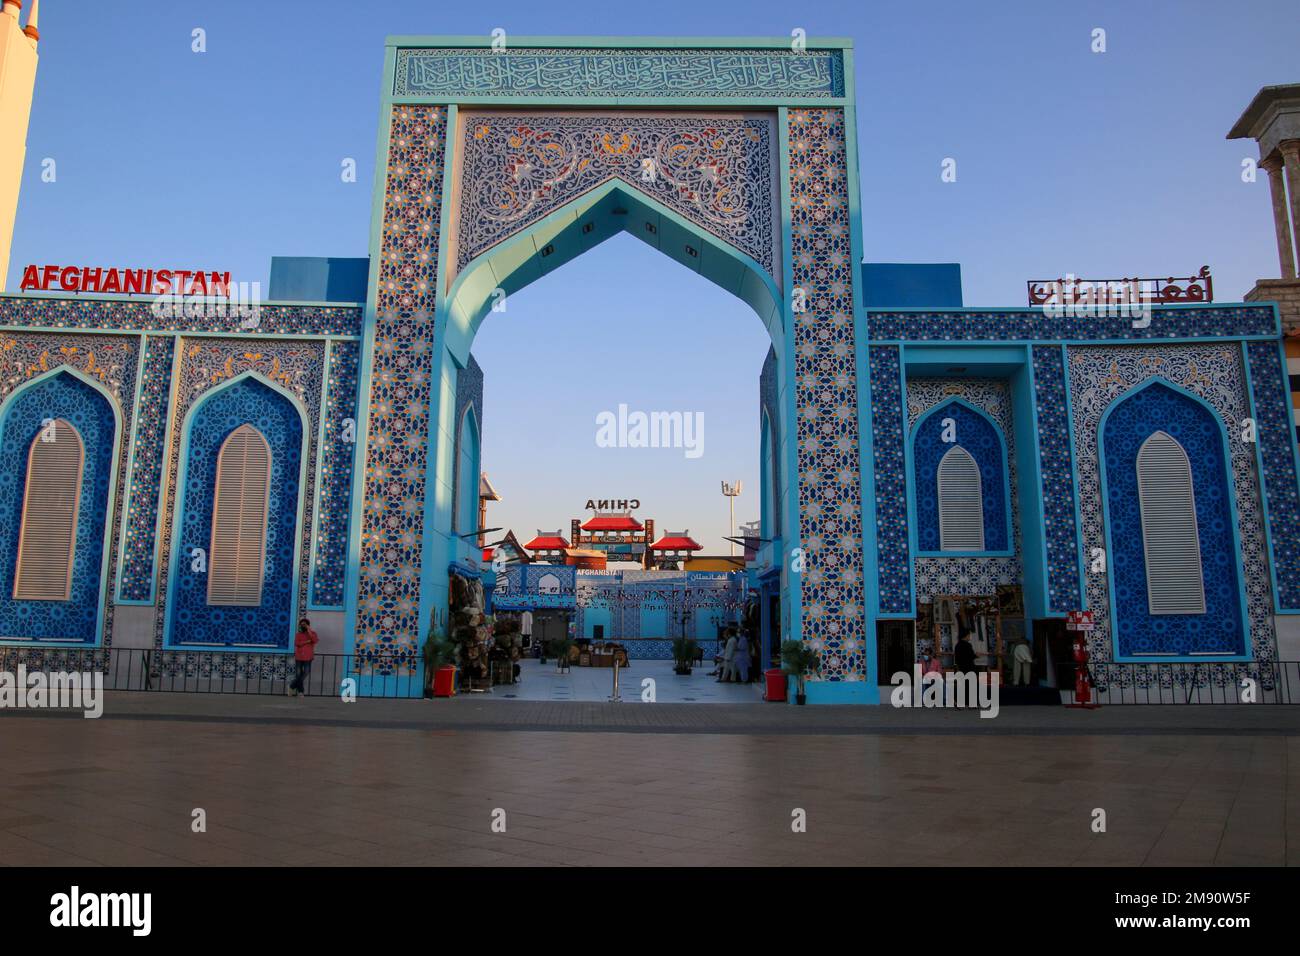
[490,659,765,703]
[1,695,1297,866]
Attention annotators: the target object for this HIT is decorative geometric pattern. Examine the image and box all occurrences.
[354,104,447,676]
[1067,346,1274,679]
[311,339,360,608]
[456,114,776,275]
[1101,381,1245,656]
[869,346,910,613]
[0,373,117,642]
[911,398,1009,553]
[1244,342,1300,610]
[1031,346,1083,613]
[118,336,176,601]
[907,379,1023,601]
[788,108,865,681]
[152,340,324,655]
[166,378,303,648]
[395,48,845,99]
[0,296,362,337]
[868,306,1276,342]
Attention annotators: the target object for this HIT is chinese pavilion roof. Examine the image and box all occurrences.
[581,513,644,531]
[649,532,702,551]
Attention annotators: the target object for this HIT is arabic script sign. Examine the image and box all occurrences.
[394,48,844,99]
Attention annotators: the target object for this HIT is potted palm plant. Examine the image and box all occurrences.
[672,637,699,676]
[547,635,574,671]
[780,639,820,705]
[422,627,457,698]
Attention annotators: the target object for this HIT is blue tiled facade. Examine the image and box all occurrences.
[0,38,1296,702]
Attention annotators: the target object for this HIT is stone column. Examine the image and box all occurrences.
[1261,153,1296,280]
[1280,140,1300,278]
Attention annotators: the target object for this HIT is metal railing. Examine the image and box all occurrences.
[1066,661,1300,705]
[0,648,424,699]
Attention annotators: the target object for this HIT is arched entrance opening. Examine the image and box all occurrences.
[346,43,872,702]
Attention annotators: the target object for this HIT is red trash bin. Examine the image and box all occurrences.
[433,665,457,697]
[763,668,787,702]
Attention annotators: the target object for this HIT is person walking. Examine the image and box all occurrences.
[289,618,318,697]
[734,632,751,684]
[718,628,739,683]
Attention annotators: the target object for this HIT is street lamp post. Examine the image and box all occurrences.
[721,480,742,557]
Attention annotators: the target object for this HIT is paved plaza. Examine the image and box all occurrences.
[488,659,765,703]
[1,694,1298,866]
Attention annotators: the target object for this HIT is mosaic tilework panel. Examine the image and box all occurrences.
[355,105,447,676]
[867,306,1276,342]
[395,48,844,99]
[1244,342,1300,610]
[1031,346,1083,613]
[1101,382,1245,656]
[0,335,138,663]
[456,113,776,275]
[869,346,910,613]
[0,374,117,642]
[0,297,362,337]
[167,379,303,648]
[1067,346,1275,681]
[906,379,1023,600]
[311,339,360,608]
[788,108,865,681]
[152,340,324,656]
[118,336,176,601]
[912,400,1009,552]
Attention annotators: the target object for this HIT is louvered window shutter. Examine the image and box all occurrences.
[207,424,271,607]
[14,419,84,601]
[1136,431,1206,614]
[937,445,985,551]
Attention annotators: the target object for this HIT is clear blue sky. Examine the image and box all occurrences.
[9,1,1298,553]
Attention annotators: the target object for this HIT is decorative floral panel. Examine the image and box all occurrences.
[456,113,776,276]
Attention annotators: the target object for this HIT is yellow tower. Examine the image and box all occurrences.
[0,0,39,292]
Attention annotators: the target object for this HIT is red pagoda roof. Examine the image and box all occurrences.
[581,514,643,532]
[649,532,702,551]
[524,534,570,550]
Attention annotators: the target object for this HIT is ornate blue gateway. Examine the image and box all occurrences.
[345,36,873,700]
[0,36,1295,705]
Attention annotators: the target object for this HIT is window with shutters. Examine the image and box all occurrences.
[13,419,84,601]
[207,424,272,606]
[937,445,984,551]
[1136,430,1206,614]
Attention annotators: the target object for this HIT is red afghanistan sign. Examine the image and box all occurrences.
[1066,610,1095,631]
[19,265,233,297]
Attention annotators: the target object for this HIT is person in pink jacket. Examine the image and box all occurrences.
[289,618,318,697]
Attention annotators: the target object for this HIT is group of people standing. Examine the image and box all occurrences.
[712,627,755,683]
